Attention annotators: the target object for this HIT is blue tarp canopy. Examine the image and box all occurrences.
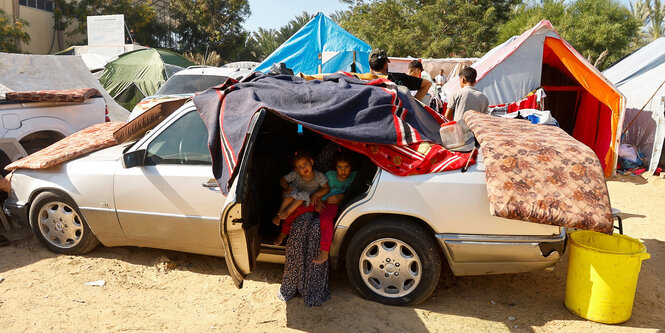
[255,13,372,75]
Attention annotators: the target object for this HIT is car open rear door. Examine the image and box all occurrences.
[220,110,265,288]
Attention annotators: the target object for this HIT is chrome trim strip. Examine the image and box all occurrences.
[435,230,565,243]
[113,209,219,221]
[79,206,116,213]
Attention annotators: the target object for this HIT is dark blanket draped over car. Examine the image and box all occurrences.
[464,111,613,234]
[194,72,474,194]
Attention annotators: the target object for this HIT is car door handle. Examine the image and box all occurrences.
[202,180,220,190]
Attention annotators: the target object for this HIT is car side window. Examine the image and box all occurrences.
[145,111,211,165]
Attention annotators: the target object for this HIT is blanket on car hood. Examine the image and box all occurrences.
[194,72,476,194]
[464,111,613,234]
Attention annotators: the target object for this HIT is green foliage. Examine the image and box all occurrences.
[0,8,30,53]
[246,11,316,60]
[169,0,250,63]
[54,0,159,45]
[499,0,640,69]
[632,0,665,42]
[339,0,518,58]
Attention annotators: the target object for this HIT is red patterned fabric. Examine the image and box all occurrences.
[489,93,539,113]
[464,111,613,233]
[5,88,100,103]
[332,138,477,176]
[5,122,126,171]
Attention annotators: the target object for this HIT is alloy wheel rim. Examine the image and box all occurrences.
[358,237,422,298]
[38,201,83,249]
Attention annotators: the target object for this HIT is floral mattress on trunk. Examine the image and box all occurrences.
[464,111,613,234]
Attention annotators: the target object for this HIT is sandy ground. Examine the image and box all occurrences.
[1,174,664,332]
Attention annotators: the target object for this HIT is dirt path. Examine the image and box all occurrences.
[1,175,663,332]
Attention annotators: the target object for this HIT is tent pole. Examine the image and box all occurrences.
[622,78,665,137]
[353,51,356,72]
[318,53,322,74]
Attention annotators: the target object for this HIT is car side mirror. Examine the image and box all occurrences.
[122,149,146,168]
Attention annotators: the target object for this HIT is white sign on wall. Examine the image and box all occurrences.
[87,14,125,59]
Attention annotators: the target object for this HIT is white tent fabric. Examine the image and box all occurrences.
[0,53,129,121]
[446,28,558,105]
[604,38,665,174]
[442,20,625,177]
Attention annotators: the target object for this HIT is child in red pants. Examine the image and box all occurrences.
[313,153,357,264]
[274,152,357,264]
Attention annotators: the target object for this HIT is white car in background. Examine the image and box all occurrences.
[128,65,253,121]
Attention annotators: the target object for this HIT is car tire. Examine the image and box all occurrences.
[345,217,442,305]
[29,191,99,254]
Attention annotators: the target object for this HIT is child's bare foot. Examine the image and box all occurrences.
[312,251,329,264]
[272,215,281,226]
[278,211,289,219]
[273,233,286,245]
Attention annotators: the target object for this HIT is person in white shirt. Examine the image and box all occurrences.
[434,69,447,98]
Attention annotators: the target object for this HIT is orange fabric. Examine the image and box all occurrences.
[544,37,624,176]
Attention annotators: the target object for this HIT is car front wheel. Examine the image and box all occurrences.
[29,191,99,254]
[346,218,442,305]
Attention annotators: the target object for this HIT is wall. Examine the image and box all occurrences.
[1,0,84,54]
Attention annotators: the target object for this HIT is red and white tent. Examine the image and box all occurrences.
[443,20,625,176]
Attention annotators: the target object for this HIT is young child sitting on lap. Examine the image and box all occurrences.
[273,151,329,245]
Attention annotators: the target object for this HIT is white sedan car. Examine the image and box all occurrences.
[4,101,565,305]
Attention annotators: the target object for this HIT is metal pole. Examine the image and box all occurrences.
[622,78,665,136]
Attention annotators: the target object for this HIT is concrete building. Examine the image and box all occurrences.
[0,0,83,54]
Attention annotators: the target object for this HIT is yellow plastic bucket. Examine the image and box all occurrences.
[565,230,650,324]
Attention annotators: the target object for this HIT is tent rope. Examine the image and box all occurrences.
[622,78,665,137]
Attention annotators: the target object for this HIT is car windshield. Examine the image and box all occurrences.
[156,75,228,95]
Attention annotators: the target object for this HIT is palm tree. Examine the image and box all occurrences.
[646,0,665,40]
[277,11,315,41]
[632,0,665,42]
[252,27,280,59]
[330,10,350,25]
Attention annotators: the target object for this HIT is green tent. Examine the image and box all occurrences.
[99,48,194,111]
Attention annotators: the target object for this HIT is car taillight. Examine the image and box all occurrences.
[105,105,110,122]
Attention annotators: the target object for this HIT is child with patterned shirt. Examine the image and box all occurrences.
[273,151,329,246]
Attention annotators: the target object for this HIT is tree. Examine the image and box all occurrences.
[53,0,159,46]
[339,0,518,58]
[246,11,316,61]
[632,0,665,42]
[0,8,30,53]
[496,0,567,43]
[251,27,281,59]
[169,0,250,63]
[498,0,640,69]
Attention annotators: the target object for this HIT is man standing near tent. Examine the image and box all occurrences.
[444,67,489,121]
[435,69,447,97]
[369,49,431,102]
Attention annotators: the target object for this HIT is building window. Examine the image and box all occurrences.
[19,0,54,12]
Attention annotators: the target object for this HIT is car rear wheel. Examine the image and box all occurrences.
[345,218,442,305]
[29,191,99,254]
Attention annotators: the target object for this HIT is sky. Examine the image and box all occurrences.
[243,0,350,32]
